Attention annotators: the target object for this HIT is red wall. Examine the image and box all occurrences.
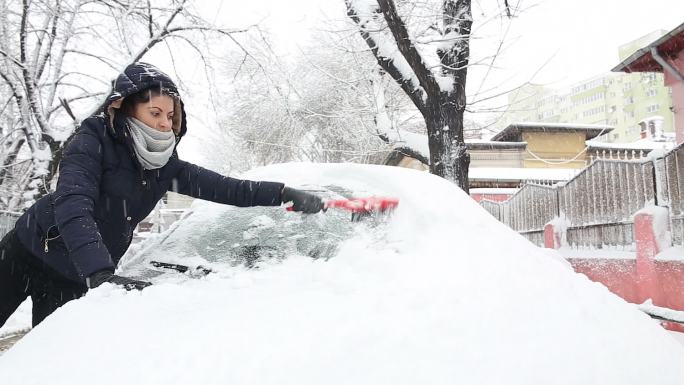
[654,261,684,309]
[569,259,640,303]
[568,258,684,310]
[546,213,684,331]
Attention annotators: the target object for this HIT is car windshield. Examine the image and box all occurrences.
[120,185,391,278]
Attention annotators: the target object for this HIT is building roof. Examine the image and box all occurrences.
[490,122,613,142]
[612,22,684,73]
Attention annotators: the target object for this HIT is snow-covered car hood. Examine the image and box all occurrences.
[1,163,683,385]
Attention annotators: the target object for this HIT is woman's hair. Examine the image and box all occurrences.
[120,87,179,116]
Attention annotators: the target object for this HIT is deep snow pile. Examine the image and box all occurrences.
[1,163,683,384]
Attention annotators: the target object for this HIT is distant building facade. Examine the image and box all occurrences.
[613,22,684,145]
[495,30,675,143]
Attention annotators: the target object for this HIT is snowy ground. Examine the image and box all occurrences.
[0,299,31,340]
[1,163,683,384]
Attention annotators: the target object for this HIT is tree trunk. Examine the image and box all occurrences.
[425,93,470,193]
[346,0,473,193]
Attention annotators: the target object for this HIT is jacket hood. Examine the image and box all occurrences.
[104,62,188,143]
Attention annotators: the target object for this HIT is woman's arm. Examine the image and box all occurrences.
[171,159,284,207]
[52,119,114,279]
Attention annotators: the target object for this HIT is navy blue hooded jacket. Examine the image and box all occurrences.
[14,63,284,283]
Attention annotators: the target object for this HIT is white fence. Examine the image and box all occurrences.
[480,143,683,249]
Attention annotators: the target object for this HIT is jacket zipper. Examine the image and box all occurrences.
[44,225,61,253]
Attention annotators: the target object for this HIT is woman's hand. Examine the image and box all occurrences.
[281,187,325,214]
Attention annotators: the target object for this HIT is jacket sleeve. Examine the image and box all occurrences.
[53,119,114,279]
[171,159,284,207]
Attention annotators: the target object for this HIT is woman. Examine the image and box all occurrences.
[0,62,323,327]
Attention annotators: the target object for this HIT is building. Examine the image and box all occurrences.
[496,31,676,143]
[613,22,684,145]
[488,122,613,169]
[383,122,672,202]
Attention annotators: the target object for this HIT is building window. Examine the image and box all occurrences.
[646,104,660,113]
[624,96,634,105]
[642,73,657,83]
[645,89,657,97]
[573,92,606,106]
[623,82,632,91]
[582,106,606,117]
[571,78,605,95]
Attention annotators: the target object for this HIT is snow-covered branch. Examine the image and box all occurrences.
[377,0,440,97]
[345,0,427,113]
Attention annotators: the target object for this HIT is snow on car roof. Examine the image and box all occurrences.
[1,163,683,384]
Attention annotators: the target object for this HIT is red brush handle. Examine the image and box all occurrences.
[286,197,399,213]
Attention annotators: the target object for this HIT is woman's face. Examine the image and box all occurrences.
[130,94,175,132]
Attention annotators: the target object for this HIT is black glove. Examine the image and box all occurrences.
[281,187,325,214]
[87,269,152,291]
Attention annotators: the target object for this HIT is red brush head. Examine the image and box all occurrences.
[325,197,399,213]
[286,197,399,213]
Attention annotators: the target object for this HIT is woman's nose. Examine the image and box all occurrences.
[159,118,171,131]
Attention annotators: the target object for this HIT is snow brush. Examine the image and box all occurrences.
[286,197,399,214]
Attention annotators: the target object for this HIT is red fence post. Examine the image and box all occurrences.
[634,209,670,305]
[544,222,562,249]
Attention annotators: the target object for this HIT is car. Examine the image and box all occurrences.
[1,163,683,385]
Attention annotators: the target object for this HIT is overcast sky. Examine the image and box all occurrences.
[488,0,682,86]
[194,0,681,86]
[178,0,682,163]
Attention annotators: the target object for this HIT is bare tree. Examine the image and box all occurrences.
[345,0,511,192]
[214,34,413,169]
[0,0,252,211]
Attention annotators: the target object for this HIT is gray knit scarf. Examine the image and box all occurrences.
[127,117,175,170]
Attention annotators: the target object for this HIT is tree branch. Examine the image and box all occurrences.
[128,0,187,63]
[345,2,427,114]
[64,49,120,72]
[34,1,61,81]
[377,0,440,97]
[47,92,105,118]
